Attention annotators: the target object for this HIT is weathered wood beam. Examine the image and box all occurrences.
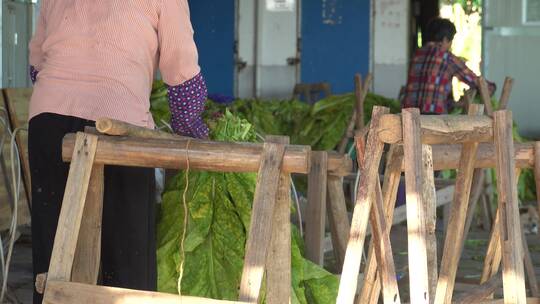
[63,133,352,176]
[378,114,493,145]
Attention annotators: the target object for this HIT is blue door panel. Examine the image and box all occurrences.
[301,0,371,94]
[188,0,235,96]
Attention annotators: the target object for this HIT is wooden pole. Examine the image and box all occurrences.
[63,134,353,176]
[523,232,540,297]
[377,114,493,145]
[354,74,364,130]
[43,281,248,304]
[422,145,438,304]
[499,77,515,111]
[265,136,292,304]
[2,88,33,205]
[453,276,503,304]
[305,152,328,265]
[401,142,535,171]
[493,110,527,303]
[402,108,430,304]
[434,104,484,304]
[357,146,403,304]
[534,143,540,221]
[239,141,286,303]
[478,77,494,117]
[72,165,104,284]
[96,118,189,140]
[370,176,401,304]
[45,133,98,284]
[337,73,372,154]
[337,106,389,303]
[462,169,486,248]
[326,176,350,269]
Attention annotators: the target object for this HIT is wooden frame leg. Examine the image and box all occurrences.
[522,232,539,297]
[44,133,99,294]
[265,136,292,304]
[462,169,486,245]
[422,145,438,303]
[534,142,540,220]
[337,106,389,304]
[72,164,104,284]
[402,108,430,304]
[493,110,527,303]
[434,104,483,304]
[306,151,328,265]
[239,141,286,303]
[357,145,403,304]
[327,175,350,269]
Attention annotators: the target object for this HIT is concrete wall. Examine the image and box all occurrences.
[484,0,540,138]
[372,0,410,99]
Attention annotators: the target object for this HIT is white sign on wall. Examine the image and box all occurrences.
[266,0,295,12]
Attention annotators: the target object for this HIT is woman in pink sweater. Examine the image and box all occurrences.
[28,1,207,302]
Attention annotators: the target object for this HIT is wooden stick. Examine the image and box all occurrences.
[327,176,350,269]
[354,74,364,129]
[493,110,527,303]
[43,281,248,304]
[499,77,514,110]
[357,74,373,130]
[462,169,486,247]
[305,151,328,265]
[239,142,286,303]
[370,176,401,304]
[403,142,535,171]
[72,165,104,284]
[422,145,438,304]
[265,136,291,304]
[453,276,503,304]
[478,77,494,116]
[377,114,493,145]
[337,106,389,303]
[96,118,189,140]
[434,104,484,304]
[63,134,352,176]
[337,73,372,154]
[534,142,540,222]
[523,232,540,297]
[2,89,32,205]
[402,108,430,304]
[358,146,403,304]
[481,194,494,231]
[481,206,502,284]
[45,133,98,284]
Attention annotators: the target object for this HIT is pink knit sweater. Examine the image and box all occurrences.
[29,0,200,128]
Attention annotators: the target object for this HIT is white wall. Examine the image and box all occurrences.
[372,0,410,99]
[484,0,540,138]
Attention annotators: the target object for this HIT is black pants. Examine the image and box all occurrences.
[29,113,156,304]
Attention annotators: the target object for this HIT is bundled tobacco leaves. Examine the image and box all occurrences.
[156,111,338,303]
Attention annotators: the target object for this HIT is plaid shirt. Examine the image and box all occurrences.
[401,43,480,114]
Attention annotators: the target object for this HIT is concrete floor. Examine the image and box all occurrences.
[3,216,540,303]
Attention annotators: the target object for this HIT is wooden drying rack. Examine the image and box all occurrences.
[35,118,352,304]
[338,105,537,304]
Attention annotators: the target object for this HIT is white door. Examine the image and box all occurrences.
[236,0,300,99]
[483,0,540,138]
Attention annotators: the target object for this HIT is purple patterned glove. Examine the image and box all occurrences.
[30,66,38,84]
[167,73,209,139]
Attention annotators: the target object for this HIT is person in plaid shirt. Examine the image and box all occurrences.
[401,18,495,114]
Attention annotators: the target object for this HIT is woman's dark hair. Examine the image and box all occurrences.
[424,18,456,43]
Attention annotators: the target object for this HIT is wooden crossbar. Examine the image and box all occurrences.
[62,133,352,176]
[378,114,493,144]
